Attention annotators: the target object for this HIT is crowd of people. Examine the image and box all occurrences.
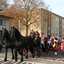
[29,29,64,56]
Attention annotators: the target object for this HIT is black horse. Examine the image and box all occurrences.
[10,27,35,62]
[1,28,15,61]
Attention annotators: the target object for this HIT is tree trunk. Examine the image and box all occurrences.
[26,26,28,36]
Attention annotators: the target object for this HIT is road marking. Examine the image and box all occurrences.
[0,57,64,64]
[1,61,12,64]
[38,57,64,63]
[20,61,45,64]
[0,58,45,64]
[0,60,45,64]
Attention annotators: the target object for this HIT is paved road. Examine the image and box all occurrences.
[0,48,64,64]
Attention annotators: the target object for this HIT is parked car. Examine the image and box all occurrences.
[0,42,3,50]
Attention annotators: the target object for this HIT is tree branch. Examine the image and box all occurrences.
[28,20,37,26]
[20,20,26,26]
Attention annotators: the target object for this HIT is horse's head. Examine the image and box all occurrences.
[2,28,9,40]
[10,27,15,37]
[30,32,35,38]
[10,26,18,40]
[35,34,39,38]
[10,26,21,41]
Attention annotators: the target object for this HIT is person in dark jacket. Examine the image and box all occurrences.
[35,31,40,37]
[33,33,41,57]
[33,34,41,47]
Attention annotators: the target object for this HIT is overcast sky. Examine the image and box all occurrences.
[44,0,64,17]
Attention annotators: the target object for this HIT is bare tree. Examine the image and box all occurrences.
[12,0,49,36]
[4,0,49,36]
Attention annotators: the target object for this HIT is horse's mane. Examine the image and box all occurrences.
[14,28,23,41]
[14,28,21,36]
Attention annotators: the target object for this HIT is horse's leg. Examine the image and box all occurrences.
[37,47,41,57]
[20,54,23,62]
[11,48,14,59]
[29,46,35,58]
[15,48,18,62]
[25,47,28,59]
[46,44,49,54]
[18,48,23,62]
[4,47,8,61]
[17,48,23,62]
[32,52,35,58]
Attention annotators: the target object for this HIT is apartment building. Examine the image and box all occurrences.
[0,15,14,37]
[41,8,64,37]
[26,8,64,37]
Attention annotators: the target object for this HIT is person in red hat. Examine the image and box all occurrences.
[41,36,49,54]
[44,37,47,41]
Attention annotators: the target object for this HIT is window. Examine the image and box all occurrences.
[56,17,59,21]
[0,19,6,26]
[56,33,57,36]
[0,30,2,37]
[53,33,54,36]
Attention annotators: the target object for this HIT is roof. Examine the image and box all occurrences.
[41,8,64,19]
[0,15,14,19]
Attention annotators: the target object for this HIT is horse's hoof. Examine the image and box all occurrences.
[12,57,14,59]
[4,59,7,62]
[32,55,35,58]
[25,56,28,59]
[15,60,17,62]
[15,59,17,62]
[20,60,23,62]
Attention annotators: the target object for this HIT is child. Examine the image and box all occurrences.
[61,38,64,55]
[53,38,58,55]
